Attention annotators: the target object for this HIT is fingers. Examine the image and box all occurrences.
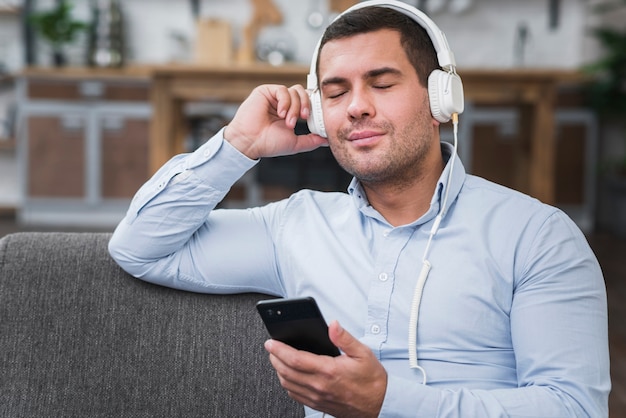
[265,339,335,405]
[264,330,387,417]
[275,84,311,129]
[264,339,334,383]
[226,83,324,159]
[264,339,327,370]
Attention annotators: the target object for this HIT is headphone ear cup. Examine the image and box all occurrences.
[307,90,327,138]
[428,69,464,123]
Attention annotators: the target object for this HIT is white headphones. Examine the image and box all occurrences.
[306,0,465,138]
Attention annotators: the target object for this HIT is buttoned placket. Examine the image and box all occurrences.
[364,225,417,358]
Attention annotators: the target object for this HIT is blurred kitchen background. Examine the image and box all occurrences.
[1,0,626,415]
[0,0,624,233]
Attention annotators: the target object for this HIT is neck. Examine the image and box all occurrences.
[362,147,445,227]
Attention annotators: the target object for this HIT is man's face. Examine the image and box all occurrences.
[318,29,440,186]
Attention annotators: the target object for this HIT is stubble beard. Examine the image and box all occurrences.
[329,118,433,191]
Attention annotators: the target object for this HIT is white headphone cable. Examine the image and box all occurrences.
[408,113,459,383]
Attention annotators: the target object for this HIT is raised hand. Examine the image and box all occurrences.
[224,84,328,160]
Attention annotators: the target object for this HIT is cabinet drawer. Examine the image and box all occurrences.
[27,115,86,198]
[101,115,150,198]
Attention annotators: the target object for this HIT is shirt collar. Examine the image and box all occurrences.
[347,141,466,226]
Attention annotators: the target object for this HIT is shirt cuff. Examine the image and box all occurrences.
[185,128,258,190]
[127,128,257,217]
[379,374,440,417]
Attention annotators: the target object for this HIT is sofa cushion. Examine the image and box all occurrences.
[0,232,301,417]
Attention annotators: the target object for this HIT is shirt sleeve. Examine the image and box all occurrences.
[108,129,287,296]
[379,210,610,417]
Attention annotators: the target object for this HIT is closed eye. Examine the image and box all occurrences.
[324,89,347,99]
[321,76,349,100]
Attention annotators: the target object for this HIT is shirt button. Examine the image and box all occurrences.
[378,272,388,282]
[371,324,381,334]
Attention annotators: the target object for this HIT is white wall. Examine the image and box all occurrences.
[120,0,329,65]
[0,12,24,72]
[434,0,589,69]
[112,0,596,69]
[0,0,602,70]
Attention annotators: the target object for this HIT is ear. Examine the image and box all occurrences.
[428,70,464,123]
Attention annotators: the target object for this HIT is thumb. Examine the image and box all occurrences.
[328,320,365,358]
[293,133,329,153]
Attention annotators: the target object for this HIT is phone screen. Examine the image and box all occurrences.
[256,297,340,357]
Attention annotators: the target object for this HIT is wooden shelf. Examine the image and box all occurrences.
[0,74,15,85]
[0,138,16,151]
[21,66,153,82]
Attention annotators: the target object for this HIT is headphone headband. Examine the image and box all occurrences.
[307,0,457,91]
[306,0,464,136]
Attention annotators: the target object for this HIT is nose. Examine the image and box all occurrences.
[346,87,375,121]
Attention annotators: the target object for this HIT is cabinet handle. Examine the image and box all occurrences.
[79,81,104,98]
[102,116,125,132]
[61,115,84,131]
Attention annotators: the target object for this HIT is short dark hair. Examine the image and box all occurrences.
[317,6,440,88]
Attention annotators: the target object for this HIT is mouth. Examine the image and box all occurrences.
[346,130,385,146]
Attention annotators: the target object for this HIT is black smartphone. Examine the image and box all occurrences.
[256,297,340,357]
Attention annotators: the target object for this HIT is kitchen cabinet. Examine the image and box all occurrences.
[16,67,152,226]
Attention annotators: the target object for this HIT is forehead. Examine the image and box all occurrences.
[318,29,409,79]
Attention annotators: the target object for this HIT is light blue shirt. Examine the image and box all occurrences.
[109,129,610,417]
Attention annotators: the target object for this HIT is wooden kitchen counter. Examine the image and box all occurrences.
[150,64,587,205]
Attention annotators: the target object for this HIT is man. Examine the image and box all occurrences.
[109,2,610,417]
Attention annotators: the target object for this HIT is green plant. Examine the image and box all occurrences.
[29,0,87,63]
[582,0,626,176]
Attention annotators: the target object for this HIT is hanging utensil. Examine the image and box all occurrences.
[307,0,325,29]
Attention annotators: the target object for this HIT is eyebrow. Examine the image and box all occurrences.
[320,67,403,88]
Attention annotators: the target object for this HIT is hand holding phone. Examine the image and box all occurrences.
[256,297,340,357]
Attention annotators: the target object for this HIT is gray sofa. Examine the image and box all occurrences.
[0,232,302,417]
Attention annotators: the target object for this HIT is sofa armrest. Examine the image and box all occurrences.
[0,232,301,417]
